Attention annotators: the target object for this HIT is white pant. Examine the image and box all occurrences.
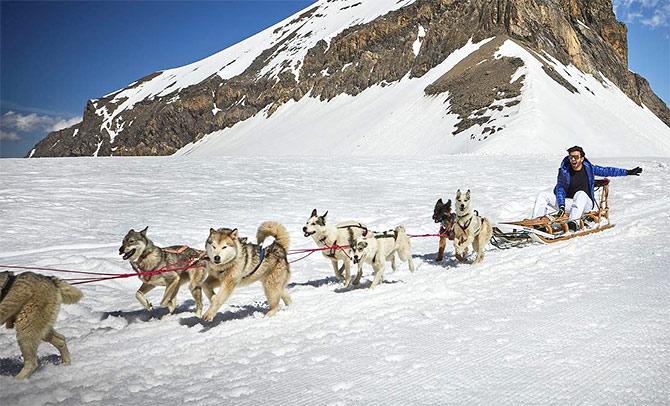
[531,191,594,220]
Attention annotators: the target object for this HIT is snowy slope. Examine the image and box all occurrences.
[177,38,670,158]
[95,0,418,142]
[85,0,670,158]
[1,156,669,404]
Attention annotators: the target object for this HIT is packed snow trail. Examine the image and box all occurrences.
[0,156,668,405]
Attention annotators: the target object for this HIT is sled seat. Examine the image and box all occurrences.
[594,178,609,188]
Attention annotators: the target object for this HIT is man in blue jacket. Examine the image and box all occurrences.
[531,146,642,226]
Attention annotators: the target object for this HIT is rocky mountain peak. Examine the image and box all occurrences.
[28,0,669,158]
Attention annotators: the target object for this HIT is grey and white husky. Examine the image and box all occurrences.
[303,209,367,286]
[119,227,209,316]
[351,226,415,288]
[453,189,493,264]
[202,221,292,322]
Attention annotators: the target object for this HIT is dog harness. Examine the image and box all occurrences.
[456,213,482,244]
[319,236,340,258]
[245,245,267,278]
[374,230,399,240]
[162,245,189,254]
[0,273,17,303]
[440,212,457,240]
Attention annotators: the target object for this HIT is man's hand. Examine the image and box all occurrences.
[556,207,565,218]
[627,167,642,176]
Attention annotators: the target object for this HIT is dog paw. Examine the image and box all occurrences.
[202,311,216,322]
[15,367,35,380]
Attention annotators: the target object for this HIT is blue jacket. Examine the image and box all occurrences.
[554,157,628,207]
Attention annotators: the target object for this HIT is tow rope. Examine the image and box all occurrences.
[0,232,453,282]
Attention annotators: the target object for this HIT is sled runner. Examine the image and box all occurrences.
[492,178,614,248]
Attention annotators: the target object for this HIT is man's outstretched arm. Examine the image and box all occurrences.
[593,165,639,177]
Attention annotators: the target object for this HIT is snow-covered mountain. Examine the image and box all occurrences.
[29,0,670,158]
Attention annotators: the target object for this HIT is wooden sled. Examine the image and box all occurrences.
[492,178,614,247]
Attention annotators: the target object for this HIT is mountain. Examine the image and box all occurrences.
[28,0,670,158]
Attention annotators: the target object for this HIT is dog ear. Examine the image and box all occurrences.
[231,228,238,238]
[311,208,317,218]
[446,199,452,209]
[456,189,461,199]
[140,226,148,236]
[466,189,471,199]
[322,210,328,219]
[210,228,216,235]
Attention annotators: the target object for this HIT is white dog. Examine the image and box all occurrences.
[351,226,415,288]
[453,189,493,264]
[303,209,367,286]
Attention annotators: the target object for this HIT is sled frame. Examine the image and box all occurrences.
[493,179,614,246]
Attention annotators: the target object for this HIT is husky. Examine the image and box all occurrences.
[119,227,209,316]
[351,226,415,288]
[303,209,367,286]
[202,221,291,322]
[453,190,493,264]
[433,198,456,262]
[0,271,83,379]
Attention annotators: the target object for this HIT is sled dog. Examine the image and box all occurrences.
[202,221,291,322]
[433,198,456,262]
[453,190,493,264]
[0,271,83,379]
[303,209,367,286]
[351,226,415,288]
[119,227,208,316]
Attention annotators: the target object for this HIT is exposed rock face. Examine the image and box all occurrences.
[29,0,669,157]
[425,36,524,136]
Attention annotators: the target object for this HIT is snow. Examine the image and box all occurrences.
[178,38,495,157]
[177,39,670,157]
[1,156,669,404]
[94,0,418,141]
[413,25,426,56]
[92,141,103,157]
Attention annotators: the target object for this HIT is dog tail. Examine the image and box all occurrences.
[394,225,410,245]
[53,278,83,304]
[257,221,290,250]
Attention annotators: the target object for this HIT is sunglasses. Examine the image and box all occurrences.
[568,155,582,162]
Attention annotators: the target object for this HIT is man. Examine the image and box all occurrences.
[532,146,642,228]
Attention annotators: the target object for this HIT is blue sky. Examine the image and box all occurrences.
[1,0,668,158]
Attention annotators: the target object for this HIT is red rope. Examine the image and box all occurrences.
[288,250,316,264]
[286,244,352,264]
[0,264,120,276]
[286,245,350,255]
[4,233,449,282]
[1,261,204,286]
